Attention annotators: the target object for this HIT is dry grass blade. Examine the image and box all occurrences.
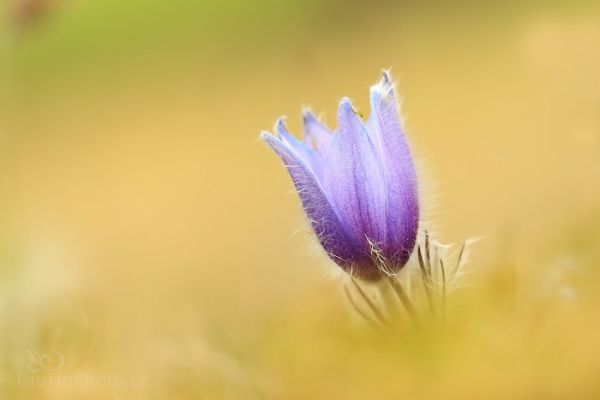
[417,245,428,279]
[433,245,439,282]
[424,231,432,278]
[440,258,447,324]
[449,241,467,284]
[344,284,379,326]
[417,245,435,315]
[387,276,420,329]
[350,278,391,327]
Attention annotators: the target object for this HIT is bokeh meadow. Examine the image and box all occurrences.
[1,0,599,398]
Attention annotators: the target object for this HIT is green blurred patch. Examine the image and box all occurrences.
[9,0,315,79]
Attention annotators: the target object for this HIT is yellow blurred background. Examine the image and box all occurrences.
[1,0,599,398]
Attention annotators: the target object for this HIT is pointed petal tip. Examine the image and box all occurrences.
[274,116,287,133]
[260,130,279,143]
[302,108,316,122]
[381,69,393,86]
[302,108,334,153]
[338,97,352,120]
[339,96,353,107]
[302,109,318,133]
[370,71,396,105]
[276,117,299,144]
[338,97,356,115]
[261,131,286,152]
[338,97,367,122]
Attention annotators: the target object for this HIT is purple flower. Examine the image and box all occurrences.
[261,71,419,281]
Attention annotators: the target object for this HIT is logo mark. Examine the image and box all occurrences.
[26,350,65,373]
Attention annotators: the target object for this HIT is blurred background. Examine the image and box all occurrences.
[1,0,599,398]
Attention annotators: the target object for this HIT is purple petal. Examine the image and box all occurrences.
[367,71,419,265]
[275,118,323,180]
[323,98,389,265]
[302,109,333,156]
[261,131,363,270]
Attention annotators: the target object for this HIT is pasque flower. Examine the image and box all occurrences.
[262,71,419,281]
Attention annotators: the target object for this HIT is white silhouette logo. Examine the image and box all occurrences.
[26,350,65,373]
